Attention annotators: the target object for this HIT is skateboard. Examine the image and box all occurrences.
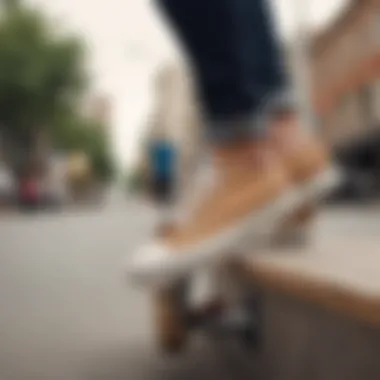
[151,202,319,353]
[127,167,342,354]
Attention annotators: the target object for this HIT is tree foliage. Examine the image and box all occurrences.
[0,0,114,182]
[0,0,87,137]
[52,114,115,182]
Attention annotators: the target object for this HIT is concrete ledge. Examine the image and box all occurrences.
[259,292,380,380]
[240,237,380,327]
[234,238,380,380]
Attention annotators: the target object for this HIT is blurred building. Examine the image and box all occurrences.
[310,0,380,198]
[311,0,380,147]
[83,94,112,126]
[137,62,202,178]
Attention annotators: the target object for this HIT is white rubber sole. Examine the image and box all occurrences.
[127,166,342,287]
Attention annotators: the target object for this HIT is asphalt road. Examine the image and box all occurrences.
[0,201,379,380]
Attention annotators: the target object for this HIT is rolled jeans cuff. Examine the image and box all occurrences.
[205,115,267,144]
[205,89,296,145]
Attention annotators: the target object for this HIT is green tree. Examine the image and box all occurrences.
[52,114,115,182]
[125,168,144,194]
[0,0,87,179]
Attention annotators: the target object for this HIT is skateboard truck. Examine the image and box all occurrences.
[156,272,263,354]
[188,293,263,350]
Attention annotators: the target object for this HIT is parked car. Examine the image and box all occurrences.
[18,176,40,210]
[0,166,15,208]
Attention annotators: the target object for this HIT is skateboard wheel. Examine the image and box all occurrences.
[240,295,262,351]
[154,287,188,354]
[240,321,260,350]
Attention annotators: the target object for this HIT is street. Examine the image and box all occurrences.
[0,201,248,380]
[0,201,379,380]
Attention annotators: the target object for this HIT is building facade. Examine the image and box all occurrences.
[82,94,112,127]
[311,0,380,147]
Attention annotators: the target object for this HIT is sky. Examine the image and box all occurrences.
[28,0,348,169]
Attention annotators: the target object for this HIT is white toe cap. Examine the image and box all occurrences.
[126,242,175,285]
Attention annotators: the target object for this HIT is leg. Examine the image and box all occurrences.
[129,0,336,288]
[157,0,331,184]
[157,0,288,127]
[158,0,332,227]
[148,0,291,253]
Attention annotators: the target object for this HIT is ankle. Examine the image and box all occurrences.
[212,140,277,171]
[156,223,176,238]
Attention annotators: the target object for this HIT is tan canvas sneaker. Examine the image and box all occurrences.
[129,140,302,285]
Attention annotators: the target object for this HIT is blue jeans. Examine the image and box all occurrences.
[156,0,291,142]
